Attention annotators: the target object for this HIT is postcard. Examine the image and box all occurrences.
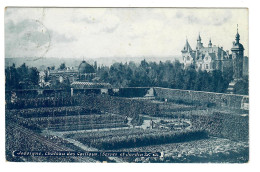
[5,7,249,163]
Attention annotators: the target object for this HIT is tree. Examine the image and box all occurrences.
[200,71,211,92]
[5,64,19,90]
[28,67,39,85]
[59,63,66,70]
[5,63,39,90]
[100,70,109,82]
[44,69,50,82]
[194,70,204,91]
[222,66,234,92]
[96,60,232,94]
[233,76,249,95]
[209,70,224,93]
[17,63,29,78]
[183,66,197,90]
[174,69,185,89]
[140,59,149,68]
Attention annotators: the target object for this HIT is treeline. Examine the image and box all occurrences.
[5,60,248,95]
[5,63,39,90]
[97,60,237,94]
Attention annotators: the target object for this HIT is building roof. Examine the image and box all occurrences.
[232,28,244,51]
[78,61,95,74]
[71,81,111,89]
[199,46,223,54]
[197,33,201,41]
[181,40,193,53]
[200,46,229,59]
[207,53,217,60]
[231,42,244,51]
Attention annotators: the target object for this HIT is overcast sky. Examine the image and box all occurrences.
[5,8,248,59]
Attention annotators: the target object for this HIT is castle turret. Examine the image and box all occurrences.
[196,33,203,50]
[231,25,244,80]
[181,39,195,68]
[181,39,192,53]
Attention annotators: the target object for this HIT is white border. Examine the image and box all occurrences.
[1,0,260,172]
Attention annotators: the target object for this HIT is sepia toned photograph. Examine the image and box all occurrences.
[5,7,249,163]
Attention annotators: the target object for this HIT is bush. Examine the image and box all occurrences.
[131,115,144,126]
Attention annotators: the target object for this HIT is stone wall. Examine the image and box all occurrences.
[118,87,150,97]
[6,87,249,110]
[153,87,248,110]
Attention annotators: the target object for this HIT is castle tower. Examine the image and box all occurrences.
[181,39,194,68]
[181,39,192,53]
[227,25,245,94]
[196,33,203,50]
[231,25,244,80]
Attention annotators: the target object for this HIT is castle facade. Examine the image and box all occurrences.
[181,28,245,77]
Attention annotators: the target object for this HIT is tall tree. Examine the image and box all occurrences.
[59,63,66,70]
[5,64,19,90]
[28,67,39,85]
[5,63,39,90]
[233,76,249,95]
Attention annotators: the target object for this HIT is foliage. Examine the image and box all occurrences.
[96,60,235,93]
[233,76,249,95]
[59,63,66,70]
[131,114,144,126]
[5,63,39,90]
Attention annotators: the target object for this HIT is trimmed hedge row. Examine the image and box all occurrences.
[77,130,208,150]
[12,106,101,118]
[50,123,128,132]
[22,114,126,128]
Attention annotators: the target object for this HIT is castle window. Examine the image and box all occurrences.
[206,64,209,69]
[187,56,190,61]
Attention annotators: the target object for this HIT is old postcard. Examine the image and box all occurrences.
[5,7,249,163]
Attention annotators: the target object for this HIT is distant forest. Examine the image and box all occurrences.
[5,60,249,95]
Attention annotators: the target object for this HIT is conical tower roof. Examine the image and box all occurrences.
[182,39,192,52]
[197,33,201,41]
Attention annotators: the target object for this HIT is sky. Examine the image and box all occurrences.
[5,8,248,59]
